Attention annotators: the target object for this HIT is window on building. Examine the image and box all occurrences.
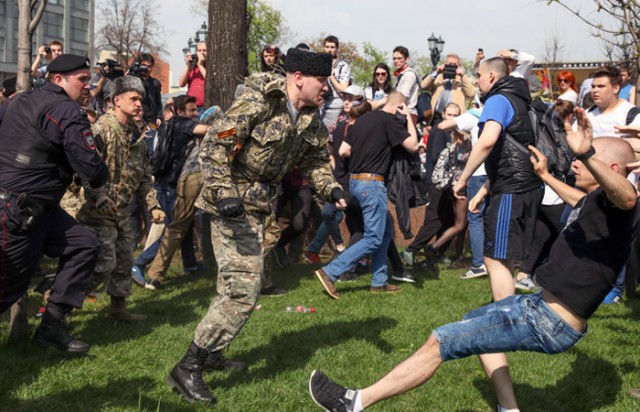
[0,1,5,29]
[71,17,88,42]
[72,0,89,9]
[43,12,64,38]
[48,0,65,5]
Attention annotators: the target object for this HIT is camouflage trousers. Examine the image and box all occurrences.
[82,217,134,298]
[194,212,267,351]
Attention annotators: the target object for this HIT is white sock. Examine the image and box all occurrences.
[498,406,520,412]
[352,389,364,412]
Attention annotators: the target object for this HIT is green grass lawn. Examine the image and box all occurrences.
[2,259,640,411]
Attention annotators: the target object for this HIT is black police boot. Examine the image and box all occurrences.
[32,302,90,354]
[203,350,248,372]
[166,341,217,405]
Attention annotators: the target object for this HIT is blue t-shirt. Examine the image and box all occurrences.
[478,94,514,135]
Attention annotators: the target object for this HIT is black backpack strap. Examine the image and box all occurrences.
[626,106,640,125]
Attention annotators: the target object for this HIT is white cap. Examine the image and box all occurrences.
[342,85,365,98]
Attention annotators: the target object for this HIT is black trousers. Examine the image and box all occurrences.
[407,187,454,253]
[276,186,321,247]
[0,205,99,313]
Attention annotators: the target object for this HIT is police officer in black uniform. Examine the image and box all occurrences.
[0,55,116,354]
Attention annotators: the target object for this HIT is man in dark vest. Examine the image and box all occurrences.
[0,55,115,354]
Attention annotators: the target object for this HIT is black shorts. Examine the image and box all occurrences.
[484,187,543,261]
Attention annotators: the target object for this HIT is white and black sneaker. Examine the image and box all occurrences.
[391,271,416,283]
[309,370,357,412]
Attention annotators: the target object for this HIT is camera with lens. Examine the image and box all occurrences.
[128,61,149,77]
[99,59,124,81]
[442,64,458,80]
[189,53,198,70]
[44,46,52,54]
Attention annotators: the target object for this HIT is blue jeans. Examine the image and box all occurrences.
[467,175,488,268]
[433,292,585,361]
[307,203,344,253]
[322,179,393,287]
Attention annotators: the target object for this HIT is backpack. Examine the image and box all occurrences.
[150,117,176,179]
[397,69,432,122]
[503,96,573,180]
[431,140,459,190]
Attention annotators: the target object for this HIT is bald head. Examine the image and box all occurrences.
[593,137,635,177]
[481,57,509,80]
[382,91,407,113]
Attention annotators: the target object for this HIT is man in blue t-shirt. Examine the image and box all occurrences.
[453,57,542,302]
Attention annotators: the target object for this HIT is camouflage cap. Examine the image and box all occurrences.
[284,48,332,77]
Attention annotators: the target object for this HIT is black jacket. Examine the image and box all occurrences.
[481,76,541,194]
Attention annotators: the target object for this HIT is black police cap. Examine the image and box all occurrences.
[47,54,91,74]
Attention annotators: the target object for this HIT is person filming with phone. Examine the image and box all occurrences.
[31,40,64,79]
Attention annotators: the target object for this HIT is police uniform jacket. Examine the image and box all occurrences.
[0,82,108,205]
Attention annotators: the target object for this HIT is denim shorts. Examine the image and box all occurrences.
[433,292,586,362]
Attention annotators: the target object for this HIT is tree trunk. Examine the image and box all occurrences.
[206,0,248,111]
[16,0,34,93]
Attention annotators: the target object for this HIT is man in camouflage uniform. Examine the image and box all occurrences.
[77,76,164,321]
[167,48,349,406]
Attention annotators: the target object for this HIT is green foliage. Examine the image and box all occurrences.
[246,0,291,73]
[190,0,290,74]
[2,253,640,411]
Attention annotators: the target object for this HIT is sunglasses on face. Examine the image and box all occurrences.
[558,78,570,83]
[375,72,387,77]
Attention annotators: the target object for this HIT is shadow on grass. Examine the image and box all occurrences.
[1,377,197,412]
[213,317,398,388]
[72,273,215,347]
[471,350,620,412]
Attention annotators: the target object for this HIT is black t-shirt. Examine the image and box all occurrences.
[537,188,639,319]
[424,128,449,188]
[156,116,198,187]
[345,110,409,177]
[141,76,163,123]
[331,119,350,186]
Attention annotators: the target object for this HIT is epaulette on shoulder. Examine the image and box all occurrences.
[243,72,286,98]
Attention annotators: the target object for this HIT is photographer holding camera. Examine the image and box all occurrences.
[131,53,163,127]
[178,42,207,114]
[31,40,64,79]
[421,53,476,125]
[91,51,125,115]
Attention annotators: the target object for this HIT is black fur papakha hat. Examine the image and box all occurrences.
[284,48,332,77]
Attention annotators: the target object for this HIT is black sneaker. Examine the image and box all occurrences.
[260,285,288,296]
[309,370,357,412]
[391,270,416,283]
[271,245,290,268]
[337,269,360,283]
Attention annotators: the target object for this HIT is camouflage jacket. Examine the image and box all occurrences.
[77,109,159,225]
[196,72,340,215]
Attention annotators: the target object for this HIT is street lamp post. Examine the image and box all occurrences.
[428,33,446,68]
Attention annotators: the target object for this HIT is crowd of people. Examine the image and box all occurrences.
[1,34,640,409]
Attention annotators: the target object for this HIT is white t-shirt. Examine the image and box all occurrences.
[395,68,419,116]
[586,100,640,138]
[558,89,577,105]
[454,108,486,176]
[585,99,640,185]
[364,86,387,102]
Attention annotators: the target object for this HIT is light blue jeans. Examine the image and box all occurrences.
[434,292,585,361]
[467,175,488,268]
[322,179,393,287]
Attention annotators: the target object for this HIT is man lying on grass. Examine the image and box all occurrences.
[308,107,639,412]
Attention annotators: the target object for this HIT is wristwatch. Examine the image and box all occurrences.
[575,146,595,161]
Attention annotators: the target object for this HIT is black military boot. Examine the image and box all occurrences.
[203,350,248,372]
[166,341,217,405]
[32,302,90,354]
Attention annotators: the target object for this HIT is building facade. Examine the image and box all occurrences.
[0,0,94,81]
